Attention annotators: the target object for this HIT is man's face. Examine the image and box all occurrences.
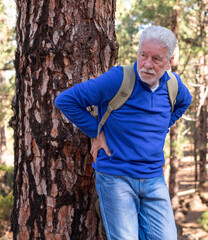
[137,40,173,87]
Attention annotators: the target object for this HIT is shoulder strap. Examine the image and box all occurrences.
[97,65,136,138]
[167,72,178,113]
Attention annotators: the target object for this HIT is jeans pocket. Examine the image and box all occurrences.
[96,171,108,186]
[96,171,118,187]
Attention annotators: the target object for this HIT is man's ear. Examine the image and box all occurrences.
[166,56,174,70]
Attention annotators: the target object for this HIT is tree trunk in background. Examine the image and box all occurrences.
[12,0,118,239]
[198,6,208,204]
[169,123,179,214]
[169,0,179,215]
[193,65,199,188]
[198,65,208,204]
[199,104,207,183]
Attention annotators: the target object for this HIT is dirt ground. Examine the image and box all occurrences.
[176,152,208,240]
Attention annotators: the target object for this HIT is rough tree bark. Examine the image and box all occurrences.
[12,0,118,239]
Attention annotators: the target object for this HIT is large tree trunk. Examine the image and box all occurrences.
[12,1,118,239]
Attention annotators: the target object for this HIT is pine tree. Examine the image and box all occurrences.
[12,0,118,239]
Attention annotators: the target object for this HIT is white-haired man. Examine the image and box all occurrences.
[55,26,192,239]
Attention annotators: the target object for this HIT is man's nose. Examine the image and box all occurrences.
[144,57,153,69]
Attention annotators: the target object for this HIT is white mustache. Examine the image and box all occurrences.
[141,68,156,75]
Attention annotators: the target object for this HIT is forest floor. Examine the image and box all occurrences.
[176,145,208,240]
[0,146,208,240]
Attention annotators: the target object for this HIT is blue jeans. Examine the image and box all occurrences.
[95,171,177,240]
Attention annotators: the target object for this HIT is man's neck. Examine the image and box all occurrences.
[150,81,160,92]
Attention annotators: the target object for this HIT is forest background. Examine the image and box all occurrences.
[0,0,207,239]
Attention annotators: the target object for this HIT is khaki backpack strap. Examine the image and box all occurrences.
[97,65,136,138]
[167,72,178,113]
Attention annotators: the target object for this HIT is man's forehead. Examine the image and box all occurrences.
[139,41,168,56]
[139,49,164,57]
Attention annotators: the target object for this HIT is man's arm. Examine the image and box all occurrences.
[55,83,99,138]
[55,66,123,137]
[168,73,192,128]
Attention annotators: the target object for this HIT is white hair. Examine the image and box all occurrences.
[139,26,178,59]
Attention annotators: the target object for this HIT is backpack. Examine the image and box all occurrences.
[96,65,178,138]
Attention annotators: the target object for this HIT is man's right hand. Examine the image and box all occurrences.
[90,131,112,163]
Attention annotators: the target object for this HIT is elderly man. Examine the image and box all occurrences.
[55,26,192,240]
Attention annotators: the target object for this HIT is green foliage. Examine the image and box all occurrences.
[198,211,208,232]
[0,164,13,235]
[0,194,13,232]
[178,0,207,78]
[116,0,139,65]
[115,0,175,65]
[0,164,14,197]
[0,164,14,173]
[0,76,15,125]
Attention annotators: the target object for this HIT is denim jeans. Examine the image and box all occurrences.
[95,171,177,240]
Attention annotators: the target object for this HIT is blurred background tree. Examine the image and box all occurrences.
[0,0,15,237]
[0,0,16,165]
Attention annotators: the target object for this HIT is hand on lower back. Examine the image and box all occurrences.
[90,131,111,163]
